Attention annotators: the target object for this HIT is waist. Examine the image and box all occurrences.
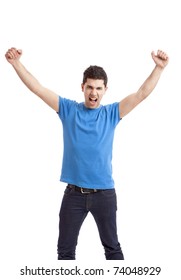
[67,184,107,194]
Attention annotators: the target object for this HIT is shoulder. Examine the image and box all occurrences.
[57,97,79,119]
[103,102,120,116]
[59,96,77,106]
[104,102,120,111]
[102,102,122,124]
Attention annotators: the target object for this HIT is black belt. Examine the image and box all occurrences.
[67,184,104,194]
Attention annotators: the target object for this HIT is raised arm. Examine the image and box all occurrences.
[5,47,59,112]
[119,50,169,118]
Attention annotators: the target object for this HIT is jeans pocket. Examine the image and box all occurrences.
[101,189,116,198]
[100,189,117,211]
[64,186,74,196]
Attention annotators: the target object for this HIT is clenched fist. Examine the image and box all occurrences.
[5,47,22,65]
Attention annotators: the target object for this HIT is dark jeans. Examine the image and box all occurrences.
[57,185,124,260]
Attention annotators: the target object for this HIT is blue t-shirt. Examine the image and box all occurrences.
[57,97,121,189]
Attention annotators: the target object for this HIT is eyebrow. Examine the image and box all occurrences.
[87,85,103,90]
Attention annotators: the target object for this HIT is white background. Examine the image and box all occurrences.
[0,0,180,278]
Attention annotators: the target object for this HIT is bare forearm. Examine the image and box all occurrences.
[5,48,59,111]
[12,60,43,96]
[119,50,169,118]
[119,66,165,118]
[11,60,59,111]
[138,65,164,100]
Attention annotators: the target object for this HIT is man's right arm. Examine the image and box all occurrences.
[5,48,59,112]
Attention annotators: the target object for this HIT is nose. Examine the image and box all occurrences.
[91,88,97,95]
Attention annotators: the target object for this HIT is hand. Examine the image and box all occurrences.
[151,50,169,69]
[5,47,22,65]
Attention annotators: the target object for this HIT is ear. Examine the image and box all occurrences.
[81,83,84,92]
[104,86,108,94]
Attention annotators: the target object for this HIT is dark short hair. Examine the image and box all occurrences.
[82,65,108,87]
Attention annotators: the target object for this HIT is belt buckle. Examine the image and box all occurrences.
[81,188,91,194]
[80,188,98,194]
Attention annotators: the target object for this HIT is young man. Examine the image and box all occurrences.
[5,48,169,260]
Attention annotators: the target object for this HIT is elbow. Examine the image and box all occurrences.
[33,85,45,97]
[138,88,150,102]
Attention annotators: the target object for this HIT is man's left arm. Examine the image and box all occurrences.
[119,50,169,118]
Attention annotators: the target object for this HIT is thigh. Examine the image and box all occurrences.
[90,189,118,241]
[59,187,88,240]
[91,189,117,218]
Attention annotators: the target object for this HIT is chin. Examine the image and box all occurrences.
[89,104,99,109]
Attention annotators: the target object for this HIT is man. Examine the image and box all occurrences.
[5,48,169,260]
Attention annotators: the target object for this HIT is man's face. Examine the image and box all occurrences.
[82,78,107,109]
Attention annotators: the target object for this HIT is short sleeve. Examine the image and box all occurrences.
[57,96,77,120]
[105,102,122,127]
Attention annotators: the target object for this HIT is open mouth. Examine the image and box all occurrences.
[89,97,98,103]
